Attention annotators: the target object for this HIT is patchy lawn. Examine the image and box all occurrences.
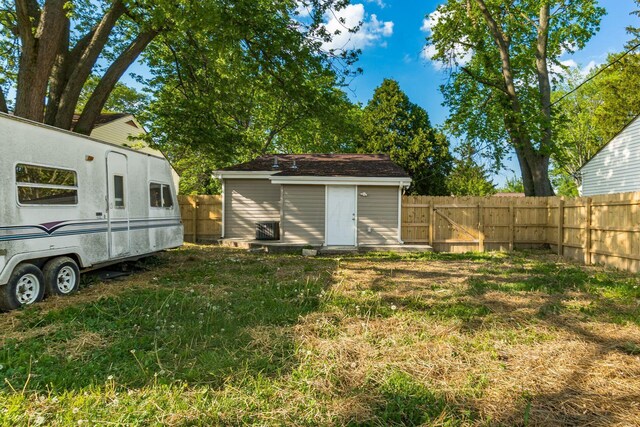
[0,246,639,426]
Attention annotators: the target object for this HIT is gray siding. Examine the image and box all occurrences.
[224,179,281,239]
[357,186,399,245]
[282,185,325,244]
[582,116,640,196]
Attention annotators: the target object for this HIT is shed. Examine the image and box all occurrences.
[580,115,640,196]
[215,154,411,246]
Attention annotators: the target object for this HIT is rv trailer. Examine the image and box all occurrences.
[0,113,183,311]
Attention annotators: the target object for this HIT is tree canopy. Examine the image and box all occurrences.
[426,0,605,196]
[357,79,452,196]
[0,0,356,134]
[446,142,496,196]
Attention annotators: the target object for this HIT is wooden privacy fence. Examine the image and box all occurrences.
[177,192,640,273]
[402,193,640,273]
[178,195,222,243]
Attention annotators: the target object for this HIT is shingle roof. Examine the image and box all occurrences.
[71,113,131,129]
[220,154,410,178]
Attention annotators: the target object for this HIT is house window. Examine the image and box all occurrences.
[114,175,125,208]
[16,164,78,205]
[150,183,173,208]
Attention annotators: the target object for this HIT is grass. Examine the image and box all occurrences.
[0,245,639,426]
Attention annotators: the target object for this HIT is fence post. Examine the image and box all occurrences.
[478,201,485,252]
[193,197,198,244]
[557,197,564,256]
[584,197,592,265]
[428,200,434,247]
[509,200,514,251]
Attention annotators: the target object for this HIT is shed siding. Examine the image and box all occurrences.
[582,116,640,196]
[357,186,399,245]
[224,179,281,239]
[282,185,325,244]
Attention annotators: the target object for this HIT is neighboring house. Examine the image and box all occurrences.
[580,115,640,196]
[73,113,180,190]
[215,154,412,247]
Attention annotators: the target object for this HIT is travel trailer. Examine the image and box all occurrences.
[0,113,183,311]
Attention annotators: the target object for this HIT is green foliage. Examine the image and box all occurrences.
[499,176,524,194]
[76,76,150,118]
[357,79,452,195]
[446,142,496,196]
[141,1,363,183]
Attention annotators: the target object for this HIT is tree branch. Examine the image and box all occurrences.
[74,29,158,134]
[460,66,507,94]
[53,0,126,129]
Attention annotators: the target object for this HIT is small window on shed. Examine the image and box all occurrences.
[113,175,125,208]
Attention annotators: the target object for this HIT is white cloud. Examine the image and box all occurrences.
[421,10,442,33]
[321,4,394,52]
[366,0,386,7]
[295,4,311,18]
[551,58,600,78]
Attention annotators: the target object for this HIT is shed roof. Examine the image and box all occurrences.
[71,113,131,129]
[220,154,410,178]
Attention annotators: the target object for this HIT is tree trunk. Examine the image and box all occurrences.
[44,17,70,125]
[535,4,553,152]
[14,0,67,122]
[74,30,158,134]
[53,0,126,130]
[0,88,8,113]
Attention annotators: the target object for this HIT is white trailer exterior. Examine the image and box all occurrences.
[0,113,183,310]
[580,115,640,196]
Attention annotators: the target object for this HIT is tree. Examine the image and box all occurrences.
[499,176,525,193]
[141,22,364,184]
[446,142,496,196]
[426,0,605,196]
[0,0,355,133]
[358,79,452,195]
[77,76,150,118]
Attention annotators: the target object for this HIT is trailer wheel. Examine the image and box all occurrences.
[0,264,45,311]
[43,257,80,296]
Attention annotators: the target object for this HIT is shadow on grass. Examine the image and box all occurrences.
[0,247,336,392]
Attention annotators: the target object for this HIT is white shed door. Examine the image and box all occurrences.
[326,186,356,246]
[107,152,130,258]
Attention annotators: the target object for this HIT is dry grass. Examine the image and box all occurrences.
[0,246,638,426]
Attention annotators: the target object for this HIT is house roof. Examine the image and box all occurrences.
[71,113,131,129]
[220,154,410,178]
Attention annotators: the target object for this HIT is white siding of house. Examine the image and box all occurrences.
[581,116,640,196]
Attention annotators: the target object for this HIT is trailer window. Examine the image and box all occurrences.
[16,164,78,205]
[162,185,174,208]
[149,183,173,208]
[150,183,162,207]
[114,175,125,208]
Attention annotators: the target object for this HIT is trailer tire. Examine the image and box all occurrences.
[43,257,80,296]
[0,264,45,311]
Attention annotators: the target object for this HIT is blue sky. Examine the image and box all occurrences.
[333,0,639,186]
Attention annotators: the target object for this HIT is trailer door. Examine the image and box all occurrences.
[107,152,130,258]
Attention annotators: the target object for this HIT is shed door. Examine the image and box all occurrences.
[326,186,356,246]
[107,152,130,258]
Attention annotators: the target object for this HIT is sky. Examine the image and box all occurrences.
[325,0,639,186]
